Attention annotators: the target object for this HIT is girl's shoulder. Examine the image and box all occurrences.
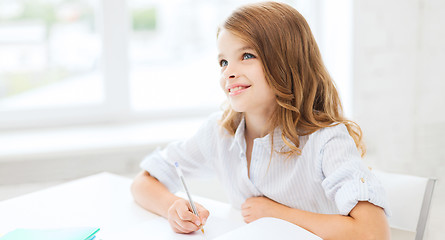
[299,123,358,161]
[307,123,351,145]
[207,111,239,136]
[207,111,224,122]
[316,122,349,134]
[197,111,226,136]
[203,111,224,129]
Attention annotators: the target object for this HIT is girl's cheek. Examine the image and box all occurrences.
[219,78,226,93]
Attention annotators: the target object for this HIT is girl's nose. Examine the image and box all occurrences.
[223,64,238,79]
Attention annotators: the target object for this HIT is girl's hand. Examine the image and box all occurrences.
[167,198,209,233]
[241,196,287,223]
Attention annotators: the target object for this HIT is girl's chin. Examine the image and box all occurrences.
[229,105,246,113]
[228,99,249,113]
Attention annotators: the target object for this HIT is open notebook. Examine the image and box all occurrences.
[108,217,322,240]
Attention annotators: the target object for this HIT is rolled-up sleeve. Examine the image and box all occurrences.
[140,113,220,193]
[319,124,390,216]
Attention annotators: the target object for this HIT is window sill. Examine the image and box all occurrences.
[0,117,205,162]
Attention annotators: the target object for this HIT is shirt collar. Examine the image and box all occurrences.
[255,127,289,152]
[228,116,301,153]
[229,117,246,151]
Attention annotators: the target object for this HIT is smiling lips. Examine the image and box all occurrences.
[228,84,251,96]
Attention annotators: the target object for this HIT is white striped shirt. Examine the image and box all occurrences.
[140,112,389,215]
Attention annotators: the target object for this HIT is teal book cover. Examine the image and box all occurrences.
[0,227,100,240]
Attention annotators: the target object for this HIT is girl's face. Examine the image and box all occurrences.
[217,29,276,116]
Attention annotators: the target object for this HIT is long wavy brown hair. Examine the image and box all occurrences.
[217,2,365,157]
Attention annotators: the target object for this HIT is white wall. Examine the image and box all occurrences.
[353,0,445,239]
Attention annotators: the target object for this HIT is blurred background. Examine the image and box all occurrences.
[0,0,443,239]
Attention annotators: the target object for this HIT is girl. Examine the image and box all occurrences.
[131,2,390,239]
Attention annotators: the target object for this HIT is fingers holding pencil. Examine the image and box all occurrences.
[168,198,199,233]
[195,202,209,226]
[167,198,209,234]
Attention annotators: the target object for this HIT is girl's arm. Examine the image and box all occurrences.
[131,170,209,233]
[131,170,180,217]
[241,197,390,240]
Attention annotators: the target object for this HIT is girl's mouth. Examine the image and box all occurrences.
[228,85,251,96]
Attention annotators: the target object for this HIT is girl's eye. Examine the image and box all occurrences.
[243,53,255,60]
[219,59,228,67]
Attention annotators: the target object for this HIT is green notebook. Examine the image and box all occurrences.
[0,227,100,240]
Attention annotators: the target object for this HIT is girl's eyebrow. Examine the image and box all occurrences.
[218,46,255,59]
[237,46,254,52]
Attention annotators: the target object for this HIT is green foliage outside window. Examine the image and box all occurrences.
[1,68,70,98]
[0,0,94,28]
[0,0,94,99]
[132,7,156,31]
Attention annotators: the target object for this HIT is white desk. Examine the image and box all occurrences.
[0,172,322,240]
[0,172,245,239]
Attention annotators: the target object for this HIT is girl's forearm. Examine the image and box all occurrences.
[131,171,181,218]
[273,206,355,240]
[272,202,389,240]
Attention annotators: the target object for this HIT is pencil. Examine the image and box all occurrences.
[174,162,205,234]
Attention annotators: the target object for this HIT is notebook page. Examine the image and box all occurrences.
[214,217,322,240]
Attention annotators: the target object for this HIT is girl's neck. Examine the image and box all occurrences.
[244,112,274,140]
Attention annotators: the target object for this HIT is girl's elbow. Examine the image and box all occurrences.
[130,179,139,197]
[360,225,390,240]
[364,234,390,240]
[130,171,149,199]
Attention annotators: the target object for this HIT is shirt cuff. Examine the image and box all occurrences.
[323,163,391,216]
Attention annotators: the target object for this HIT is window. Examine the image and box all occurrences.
[1,0,353,129]
[0,0,103,118]
[128,0,224,112]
